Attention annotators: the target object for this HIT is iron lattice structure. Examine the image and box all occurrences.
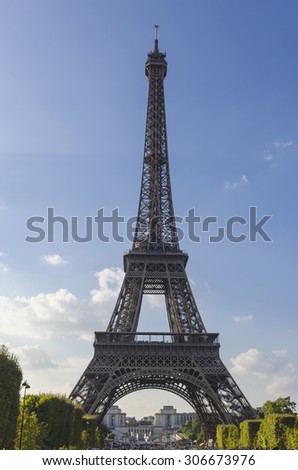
[70,29,255,435]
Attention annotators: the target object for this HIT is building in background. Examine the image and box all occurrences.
[102,405,126,429]
[103,404,196,441]
[154,405,195,428]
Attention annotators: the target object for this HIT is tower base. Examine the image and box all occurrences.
[70,332,255,437]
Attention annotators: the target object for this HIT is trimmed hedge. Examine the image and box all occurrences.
[239,419,262,449]
[217,416,297,450]
[257,414,296,450]
[70,405,84,448]
[0,345,23,449]
[24,394,84,449]
[216,424,239,449]
[286,417,298,449]
[81,415,99,449]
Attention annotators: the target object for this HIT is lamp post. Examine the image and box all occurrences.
[19,380,30,450]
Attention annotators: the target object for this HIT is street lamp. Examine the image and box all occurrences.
[19,380,30,450]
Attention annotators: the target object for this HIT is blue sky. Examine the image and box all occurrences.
[0,0,297,418]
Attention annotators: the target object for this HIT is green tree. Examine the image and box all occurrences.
[216,425,228,449]
[69,405,84,448]
[0,345,23,449]
[81,415,99,449]
[96,428,105,449]
[239,419,262,449]
[98,423,109,439]
[24,394,83,449]
[178,417,203,441]
[257,414,296,449]
[286,418,298,450]
[15,409,47,449]
[216,424,239,449]
[262,397,296,416]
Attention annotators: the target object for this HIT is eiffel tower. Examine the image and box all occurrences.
[70,27,255,436]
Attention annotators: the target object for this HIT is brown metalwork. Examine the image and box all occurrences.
[69,28,255,436]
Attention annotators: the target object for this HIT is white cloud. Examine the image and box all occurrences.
[263,139,295,169]
[230,348,290,379]
[42,254,68,265]
[233,314,253,322]
[146,295,165,309]
[0,267,123,342]
[0,288,81,339]
[272,349,288,359]
[0,252,6,257]
[0,262,9,272]
[90,267,123,303]
[19,355,92,396]
[11,345,57,370]
[224,174,248,191]
[273,140,294,148]
[266,376,297,396]
[230,348,262,375]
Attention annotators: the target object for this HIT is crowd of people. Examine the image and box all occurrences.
[104,439,207,450]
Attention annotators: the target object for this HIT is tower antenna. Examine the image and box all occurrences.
[154,24,159,51]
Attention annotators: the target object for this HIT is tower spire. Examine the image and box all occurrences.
[133,25,173,252]
[154,24,159,52]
